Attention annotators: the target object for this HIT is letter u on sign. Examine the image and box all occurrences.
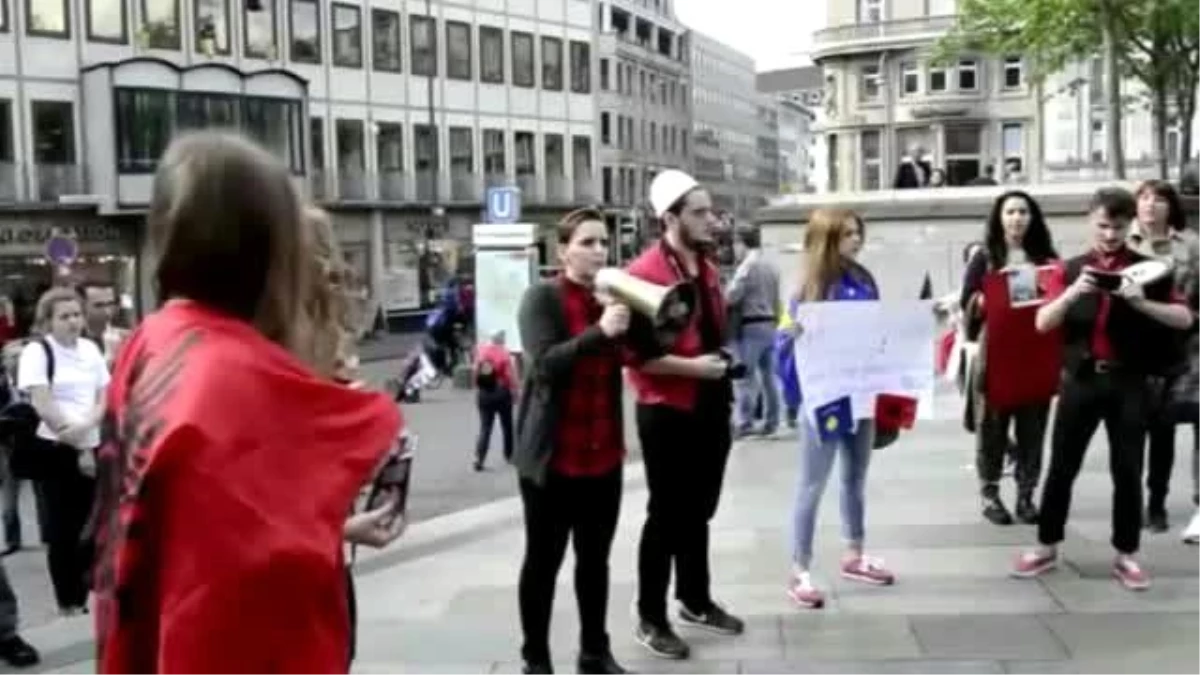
[486,187,521,224]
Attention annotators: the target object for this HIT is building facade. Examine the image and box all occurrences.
[688,30,773,218]
[594,0,689,252]
[0,0,600,332]
[812,0,1038,191]
[758,65,825,192]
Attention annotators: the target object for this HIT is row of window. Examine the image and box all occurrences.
[850,121,1026,190]
[2,0,592,93]
[860,56,1025,102]
[599,112,687,157]
[598,57,687,110]
[311,119,594,179]
[0,98,76,164]
[856,0,957,24]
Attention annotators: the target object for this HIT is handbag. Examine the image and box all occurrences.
[0,338,58,480]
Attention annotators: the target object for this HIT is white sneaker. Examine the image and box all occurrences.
[1182,508,1200,545]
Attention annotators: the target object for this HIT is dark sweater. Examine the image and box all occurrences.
[513,280,625,485]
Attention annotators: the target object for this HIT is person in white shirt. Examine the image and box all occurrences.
[16,287,110,616]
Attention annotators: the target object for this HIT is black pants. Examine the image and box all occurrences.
[1038,372,1149,554]
[476,389,514,464]
[1145,416,1177,513]
[518,467,622,664]
[636,402,731,627]
[345,566,357,667]
[976,402,1050,495]
[39,449,96,610]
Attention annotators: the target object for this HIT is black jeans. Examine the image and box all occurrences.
[518,467,622,664]
[39,447,96,610]
[476,389,514,464]
[1145,416,1177,513]
[635,401,731,627]
[1038,372,1149,555]
[976,402,1050,495]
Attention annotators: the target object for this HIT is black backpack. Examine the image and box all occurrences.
[0,338,56,480]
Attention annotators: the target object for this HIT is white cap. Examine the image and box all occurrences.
[649,169,699,218]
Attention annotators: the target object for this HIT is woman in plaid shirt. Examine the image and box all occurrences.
[514,208,631,675]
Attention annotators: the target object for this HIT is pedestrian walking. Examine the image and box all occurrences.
[726,224,781,438]
[474,330,516,471]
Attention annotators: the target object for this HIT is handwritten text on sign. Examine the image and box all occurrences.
[792,300,936,428]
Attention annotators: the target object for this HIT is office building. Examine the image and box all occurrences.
[0,0,600,330]
[758,65,825,192]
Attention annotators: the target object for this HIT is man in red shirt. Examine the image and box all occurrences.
[624,170,745,660]
[473,330,517,470]
[1012,188,1194,591]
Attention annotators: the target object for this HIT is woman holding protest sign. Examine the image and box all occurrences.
[784,209,895,611]
[959,191,1059,527]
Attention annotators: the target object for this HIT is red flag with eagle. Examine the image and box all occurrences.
[92,299,402,674]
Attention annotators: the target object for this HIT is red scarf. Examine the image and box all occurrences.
[93,301,401,673]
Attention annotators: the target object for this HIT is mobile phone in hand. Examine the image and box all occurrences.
[1086,269,1124,292]
[367,434,416,517]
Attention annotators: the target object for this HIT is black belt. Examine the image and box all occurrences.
[741,316,775,325]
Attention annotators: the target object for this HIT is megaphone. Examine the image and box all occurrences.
[594,267,697,345]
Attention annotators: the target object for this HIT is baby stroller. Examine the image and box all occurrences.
[389,348,440,403]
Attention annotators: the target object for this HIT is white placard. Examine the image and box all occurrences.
[381,268,421,312]
[475,248,535,353]
[792,300,936,427]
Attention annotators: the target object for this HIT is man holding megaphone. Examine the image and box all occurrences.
[621,170,745,661]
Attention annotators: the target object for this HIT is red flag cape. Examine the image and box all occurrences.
[981,268,1063,411]
[93,300,402,674]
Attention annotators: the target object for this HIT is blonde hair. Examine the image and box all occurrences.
[798,208,862,302]
[34,287,83,333]
[302,206,357,377]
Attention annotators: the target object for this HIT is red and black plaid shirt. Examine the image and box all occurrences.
[551,276,625,477]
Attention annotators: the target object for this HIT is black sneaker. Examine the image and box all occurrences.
[0,635,40,668]
[1146,508,1169,533]
[1015,495,1039,525]
[982,496,1014,526]
[578,651,627,674]
[633,620,688,660]
[678,603,745,636]
[521,660,553,674]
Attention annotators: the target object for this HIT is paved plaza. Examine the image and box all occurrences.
[6,390,1199,673]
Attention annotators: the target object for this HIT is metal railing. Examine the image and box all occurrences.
[337,167,369,201]
[0,163,17,202]
[516,173,539,202]
[813,15,957,45]
[573,176,598,203]
[414,170,438,202]
[378,170,408,201]
[544,174,570,205]
[450,172,479,201]
[35,163,86,202]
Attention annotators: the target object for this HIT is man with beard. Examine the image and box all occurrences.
[624,170,745,660]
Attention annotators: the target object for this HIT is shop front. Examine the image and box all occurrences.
[381,212,474,331]
[0,213,140,338]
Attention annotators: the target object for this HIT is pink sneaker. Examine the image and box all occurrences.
[1011,549,1057,578]
[840,555,895,586]
[786,571,825,609]
[1113,557,1151,591]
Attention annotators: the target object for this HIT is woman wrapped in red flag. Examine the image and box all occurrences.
[92,132,406,674]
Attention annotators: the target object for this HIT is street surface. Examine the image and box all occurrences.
[6,388,1198,673]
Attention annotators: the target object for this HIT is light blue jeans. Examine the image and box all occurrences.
[791,418,875,568]
[734,322,780,433]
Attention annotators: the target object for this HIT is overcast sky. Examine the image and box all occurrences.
[673,0,828,72]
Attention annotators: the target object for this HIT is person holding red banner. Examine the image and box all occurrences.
[1012,188,1194,591]
[959,191,1059,526]
[785,209,895,611]
[91,132,407,673]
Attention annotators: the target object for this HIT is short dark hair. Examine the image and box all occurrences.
[555,208,605,245]
[736,224,761,249]
[1136,179,1187,232]
[1088,187,1137,222]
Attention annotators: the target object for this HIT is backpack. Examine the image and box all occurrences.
[475,359,498,391]
[0,338,57,480]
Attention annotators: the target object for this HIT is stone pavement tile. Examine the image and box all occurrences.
[863,523,1036,550]
[354,619,521,664]
[742,659,1006,673]
[668,616,784,662]
[1001,660,1087,674]
[1041,613,1200,672]
[829,577,1062,616]
[351,660,497,673]
[850,546,1033,580]
[31,658,97,674]
[778,614,921,661]
[492,658,738,673]
[909,615,1069,660]
[1040,575,1199,614]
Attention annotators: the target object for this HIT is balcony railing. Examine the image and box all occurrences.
[516,173,539,202]
[338,167,369,201]
[414,170,437,202]
[0,163,17,202]
[573,176,598,204]
[378,170,408,201]
[813,15,956,45]
[35,163,86,202]
[450,171,479,202]
[484,172,508,189]
[544,174,570,205]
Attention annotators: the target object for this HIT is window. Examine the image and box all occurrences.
[244,0,276,59]
[446,21,471,80]
[26,0,69,36]
[602,166,612,202]
[0,101,11,162]
[514,131,535,176]
[928,66,946,92]
[479,26,503,83]
[957,59,978,91]
[410,15,436,76]
[900,62,919,96]
[569,40,590,94]
[449,127,472,173]
[512,32,534,87]
[944,123,982,184]
[928,0,955,14]
[483,129,505,176]
[1089,57,1104,104]
[177,91,238,129]
[88,0,127,43]
[195,0,228,54]
[1002,56,1023,89]
[860,0,882,22]
[1090,117,1105,162]
[860,129,881,190]
[141,0,180,49]
[572,135,592,179]
[600,58,609,90]
[1168,128,1181,165]
[31,100,75,163]
[289,0,319,63]
[336,118,365,173]
[615,62,623,93]
[544,133,563,176]
[244,97,303,172]
[1002,121,1023,173]
[376,122,403,171]
[860,64,880,101]
[649,121,656,151]
[311,117,325,170]
[541,36,563,91]
[615,114,625,148]
[600,112,611,145]
[372,9,401,72]
[115,89,173,172]
[0,0,6,31]
[414,124,437,172]
[331,3,361,67]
